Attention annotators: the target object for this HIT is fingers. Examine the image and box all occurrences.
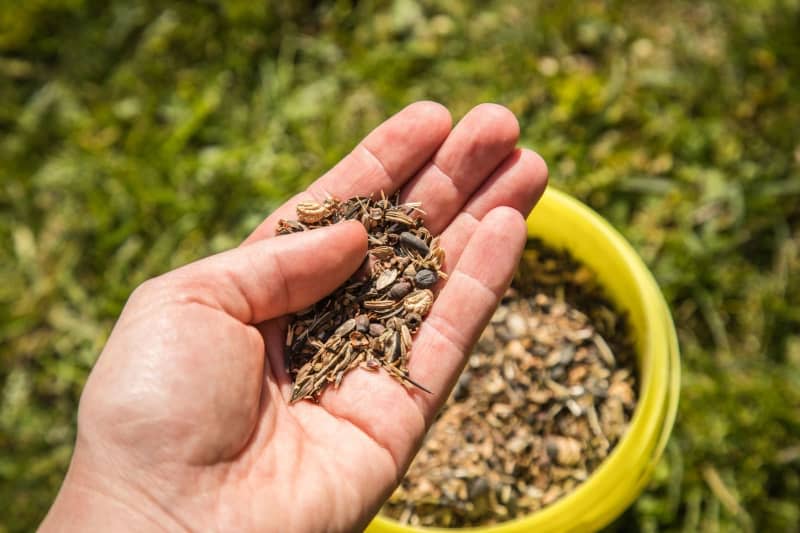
[408,207,528,421]
[400,103,520,235]
[438,147,548,271]
[243,101,452,244]
[153,221,368,324]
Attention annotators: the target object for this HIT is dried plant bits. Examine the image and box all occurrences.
[381,239,638,528]
[277,194,446,403]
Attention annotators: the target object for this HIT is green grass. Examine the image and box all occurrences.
[2,1,799,531]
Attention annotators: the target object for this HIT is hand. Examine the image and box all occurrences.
[41,102,548,532]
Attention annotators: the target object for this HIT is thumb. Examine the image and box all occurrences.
[158,221,368,324]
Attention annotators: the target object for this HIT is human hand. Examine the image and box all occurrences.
[41,102,547,532]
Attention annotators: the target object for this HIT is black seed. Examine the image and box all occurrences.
[415,268,438,288]
[400,231,430,256]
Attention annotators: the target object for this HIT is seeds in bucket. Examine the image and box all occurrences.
[381,239,638,527]
[277,194,446,403]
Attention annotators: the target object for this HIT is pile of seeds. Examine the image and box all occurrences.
[277,194,446,403]
[381,239,638,527]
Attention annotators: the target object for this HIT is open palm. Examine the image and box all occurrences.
[41,102,547,533]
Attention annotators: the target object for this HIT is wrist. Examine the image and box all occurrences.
[40,449,188,533]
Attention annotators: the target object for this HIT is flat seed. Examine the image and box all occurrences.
[376,269,398,291]
[333,318,356,337]
[364,299,396,310]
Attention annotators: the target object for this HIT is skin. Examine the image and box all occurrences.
[40,102,548,533]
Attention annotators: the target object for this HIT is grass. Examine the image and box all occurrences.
[1,1,799,531]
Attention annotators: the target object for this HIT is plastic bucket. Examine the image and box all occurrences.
[367,187,681,533]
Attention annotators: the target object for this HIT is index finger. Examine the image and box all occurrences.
[243,101,452,244]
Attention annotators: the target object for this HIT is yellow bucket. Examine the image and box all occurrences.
[367,187,681,533]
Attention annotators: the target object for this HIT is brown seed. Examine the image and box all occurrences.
[404,289,434,315]
[364,299,396,310]
[400,324,413,353]
[349,331,369,348]
[384,209,415,225]
[546,436,582,466]
[355,314,370,334]
[385,331,402,362]
[276,219,306,234]
[371,245,395,260]
[389,281,412,299]
[368,323,386,337]
[296,201,332,223]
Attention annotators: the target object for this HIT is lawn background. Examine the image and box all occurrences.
[1,1,799,531]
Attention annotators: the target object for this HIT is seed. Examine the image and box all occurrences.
[546,436,582,466]
[385,331,401,362]
[368,323,386,337]
[414,269,438,288]
[506,312,528,338]
[296,200,332,223]
[403,289,434,315]
[364,299,396,310]
[355,314,370,334]
[333,318,356,338]
[349,331,369,348]
[384,210,415,225]
[376,269,399,291]
[276,219,307,234]
[400,323,413,353]
[405,312,422,330]
[400,231,430,256]
[389,281,412,299]
[371,246,395,260]
[469,478,491,499]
